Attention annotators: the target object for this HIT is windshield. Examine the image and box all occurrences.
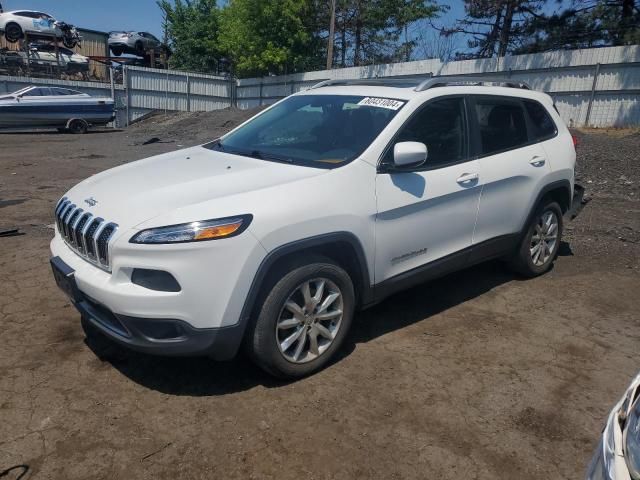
[207,94,405,168]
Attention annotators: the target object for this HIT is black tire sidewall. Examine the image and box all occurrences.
[517,201,563,276]
[5,23,22,42]
[69,120,87,134]
[250,261,355,379]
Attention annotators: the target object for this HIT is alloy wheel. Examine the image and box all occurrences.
[275,278,343,364]
[530,210,559,266]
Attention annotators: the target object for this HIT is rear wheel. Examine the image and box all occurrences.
[509,200,563,277]
[247,259,355,378]
[68,119,88,134]
[135,41,144,55]
[4,23,22,43]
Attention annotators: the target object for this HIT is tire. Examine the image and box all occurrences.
[247,258,355,378]
[135,41,144,54]
[4,23,22,43]
[509,200,563,277]
[68,119,88,134]
[111,47,123,56]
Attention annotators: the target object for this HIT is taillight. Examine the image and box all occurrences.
[571,134,579,149]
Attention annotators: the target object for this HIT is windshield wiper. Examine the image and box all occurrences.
[207,141,294,164]
[248,150,293,164]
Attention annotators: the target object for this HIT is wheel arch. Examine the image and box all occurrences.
[520,179,571,237]
[240,232,373,324]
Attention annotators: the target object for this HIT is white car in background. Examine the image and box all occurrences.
[586,372,640,480]
[108,31,162,56]
[0,10,80,48]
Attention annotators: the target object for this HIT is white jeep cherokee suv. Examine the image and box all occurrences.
[51,76,580,378]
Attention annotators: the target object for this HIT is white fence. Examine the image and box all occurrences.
[0,66,233,127]
[237,46,640,128]
[124,66,234,123]
[1,46,639,128]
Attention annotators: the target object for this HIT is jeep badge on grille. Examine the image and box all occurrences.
[84,197,98,207]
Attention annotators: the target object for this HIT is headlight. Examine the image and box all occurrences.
[130,215,252,244]
[625,398,640,479]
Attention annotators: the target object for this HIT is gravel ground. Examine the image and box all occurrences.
[0,115,639,480]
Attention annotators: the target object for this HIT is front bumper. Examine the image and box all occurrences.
[50,222,266,358]
[51,255,244,359]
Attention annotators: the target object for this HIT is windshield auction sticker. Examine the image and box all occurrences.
[357,97,405,110]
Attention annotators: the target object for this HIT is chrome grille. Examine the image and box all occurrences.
[54,197,118,271]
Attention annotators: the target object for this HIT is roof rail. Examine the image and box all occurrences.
[310,77,432,89]
[414,76,530,92]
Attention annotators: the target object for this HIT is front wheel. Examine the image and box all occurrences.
[4,23,22,43]
[247,259,355,378]
[509,200,563,277]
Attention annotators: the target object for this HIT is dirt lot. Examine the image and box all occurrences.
[1,113,639,480]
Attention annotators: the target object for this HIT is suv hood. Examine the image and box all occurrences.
[64,146,327,231]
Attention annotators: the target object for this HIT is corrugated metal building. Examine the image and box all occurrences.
[0,27,109,80]
[75,28,109,80]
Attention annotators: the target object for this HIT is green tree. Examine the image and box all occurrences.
[329,0,443,67]
[444,0,546,58]
[157,0,223,73]
[219,0,323,77]
[518,0,640,53]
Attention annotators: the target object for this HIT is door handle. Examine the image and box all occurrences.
[456,172,479,184]
[529,156,546,167]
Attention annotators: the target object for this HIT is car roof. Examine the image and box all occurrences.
[6,10,50,14]
[301,77,552,104]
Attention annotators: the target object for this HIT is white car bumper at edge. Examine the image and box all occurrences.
[586,373,640,480]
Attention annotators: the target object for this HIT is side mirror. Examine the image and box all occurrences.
[393,141,428,169]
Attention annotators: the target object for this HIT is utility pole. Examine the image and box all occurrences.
[326,0,336,70]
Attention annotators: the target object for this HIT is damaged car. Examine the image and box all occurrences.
[0,10,80,48]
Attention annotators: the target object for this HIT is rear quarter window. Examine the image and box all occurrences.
[524,100,557,141]
[472,98,528,156]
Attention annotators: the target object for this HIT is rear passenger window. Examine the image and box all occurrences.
[524,100,557,141]
[391,97,466,168]
[473,99,528,156]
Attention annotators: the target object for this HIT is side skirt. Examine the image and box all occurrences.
[366,234,519,308]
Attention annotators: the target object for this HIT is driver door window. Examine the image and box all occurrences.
[385,97,467,169]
